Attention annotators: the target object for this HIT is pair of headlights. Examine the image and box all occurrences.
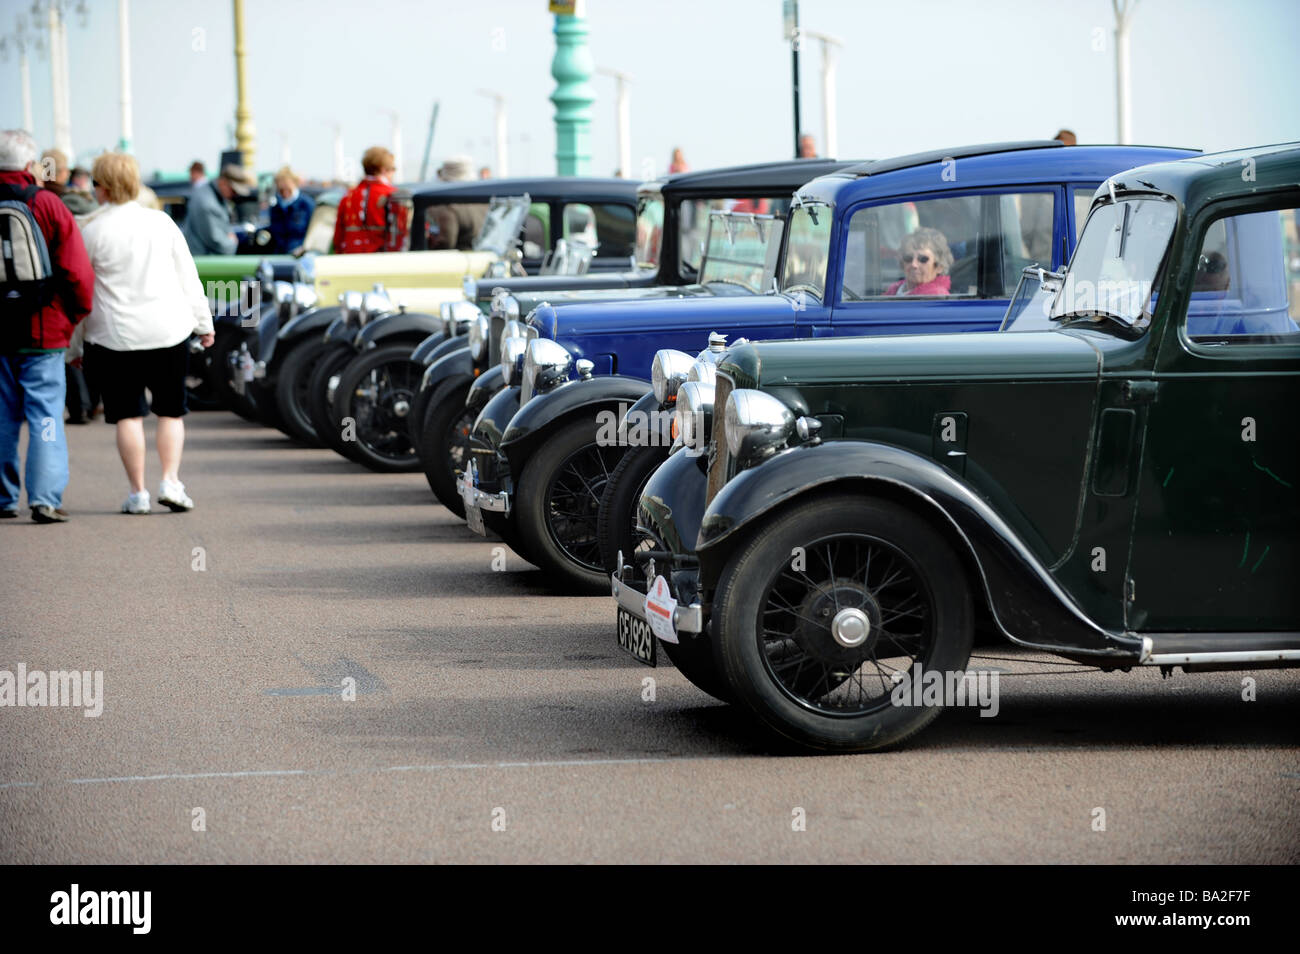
[651,345,802,465]
[339,286,392,327]
[501,334,573,404]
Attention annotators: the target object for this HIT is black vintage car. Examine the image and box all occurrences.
[612,143,1300,752]
[249,177,639,460]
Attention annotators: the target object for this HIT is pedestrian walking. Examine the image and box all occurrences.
[180,162,256,256]
[0,130,95,523]
[79,152,215,515]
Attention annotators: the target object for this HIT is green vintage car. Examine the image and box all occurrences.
[615,143,1300,752]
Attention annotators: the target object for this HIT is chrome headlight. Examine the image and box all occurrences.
[360,288,391,325]
[257,258,275,294]
[294,285,318,311]
[463,275,478,301]
[724,389,795,464]
[501,336,527,385]
[686,356,717,388]
[468,313,491,361]
[500,318,531,358]
[442,299,479,338]
[521,338,573,403]
[273,281,295,306]
[650,349,694,406]
[675,380,715,457]
[491,291,520,320]
[342,290,364,326]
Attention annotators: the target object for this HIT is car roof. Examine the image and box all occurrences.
[408,176,638,203]
[1105,141,1300,207]
[650,158,860,195]
[796,142,1204,205]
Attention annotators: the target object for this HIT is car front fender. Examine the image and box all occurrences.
[499,375,651,472]
[697,440,1142,660]
[421,343,473,396]
[355,310,443,350]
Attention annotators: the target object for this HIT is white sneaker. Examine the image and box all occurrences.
[122,490,151,514]
[158,479,193,512]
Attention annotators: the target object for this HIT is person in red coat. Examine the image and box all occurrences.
[0,129,95,522]
[886,227,954,297]
[332,146,409,254]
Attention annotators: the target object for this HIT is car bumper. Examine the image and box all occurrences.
[610,562,704,636]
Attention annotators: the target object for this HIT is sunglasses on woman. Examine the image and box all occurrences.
[901,252,931,264]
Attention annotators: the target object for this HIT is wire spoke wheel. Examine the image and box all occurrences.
[714,494,973,752]
[757,532,932,715]
[545,441,623,572]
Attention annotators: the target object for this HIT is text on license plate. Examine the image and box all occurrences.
[616,606,655,666]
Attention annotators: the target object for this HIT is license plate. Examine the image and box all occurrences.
[617,606,655,666]
[465,499,485,536]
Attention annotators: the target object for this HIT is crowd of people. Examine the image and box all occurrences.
[1,129,213,523]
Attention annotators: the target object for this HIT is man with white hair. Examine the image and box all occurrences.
[0,129,95,523]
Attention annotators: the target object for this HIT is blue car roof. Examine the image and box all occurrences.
[798,143,1202,206]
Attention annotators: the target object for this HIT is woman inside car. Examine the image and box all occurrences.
[887,227,953,296]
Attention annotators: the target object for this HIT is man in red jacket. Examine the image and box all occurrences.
[331,146,409,254]
[0,129,95,523]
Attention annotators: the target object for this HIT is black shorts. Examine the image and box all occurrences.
[84,340,189,423]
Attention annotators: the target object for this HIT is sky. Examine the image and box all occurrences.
[1,0,1297,183]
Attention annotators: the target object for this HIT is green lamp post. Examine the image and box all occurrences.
[549,1,594,176]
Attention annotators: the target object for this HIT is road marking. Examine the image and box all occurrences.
[0,756,713,791]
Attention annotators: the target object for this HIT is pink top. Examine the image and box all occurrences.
[886,274,952,296]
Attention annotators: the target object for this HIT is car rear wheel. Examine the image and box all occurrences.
[516,414,628,593]
[713,494,973,753]
[331,344,424,473]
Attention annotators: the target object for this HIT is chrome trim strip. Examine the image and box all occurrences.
[1142,649,1300,666]
[454,473,511,514]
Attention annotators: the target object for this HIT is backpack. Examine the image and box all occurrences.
[0,183,54,350]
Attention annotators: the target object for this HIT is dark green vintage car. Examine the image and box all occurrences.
[613,143,1300,752]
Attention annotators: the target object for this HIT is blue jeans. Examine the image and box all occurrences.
[0,352,70,511]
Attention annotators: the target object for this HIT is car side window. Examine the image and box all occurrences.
[842,192,1055,301]
[1186,206,1300,343]
[564,202,636,259]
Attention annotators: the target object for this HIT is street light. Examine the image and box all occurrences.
[595,66,632,178]
[475,89,508,178]
[0,13,43,133]
[800,30,841,159]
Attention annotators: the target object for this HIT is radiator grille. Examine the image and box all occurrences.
[705,372,734,506]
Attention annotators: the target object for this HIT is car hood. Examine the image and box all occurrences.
[721,328,1106,390]
[534,290,791,341]
[313,249,499,295]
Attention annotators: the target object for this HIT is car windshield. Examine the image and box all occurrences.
[780,202,832,302]
[1001,266,1065,331]
[472,195,532,255]
[699,211,785,294]
[634,193,664,270]
[1051,196,1178,329]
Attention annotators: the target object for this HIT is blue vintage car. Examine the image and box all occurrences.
[457,141,1200,592]
[414,159,854,514]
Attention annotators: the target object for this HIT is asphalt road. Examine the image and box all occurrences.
[1,410,1297,864]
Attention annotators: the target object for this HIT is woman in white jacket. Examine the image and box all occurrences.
[80,152,215,514]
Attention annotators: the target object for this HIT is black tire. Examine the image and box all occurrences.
[331,344,424,473]
[596,443,670,573]
[274,338,331,445]
[713,493,973,753]
[660,636,733,704]
[418,382,475,517]
[515,414,628,593]
[307,343,362,462]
